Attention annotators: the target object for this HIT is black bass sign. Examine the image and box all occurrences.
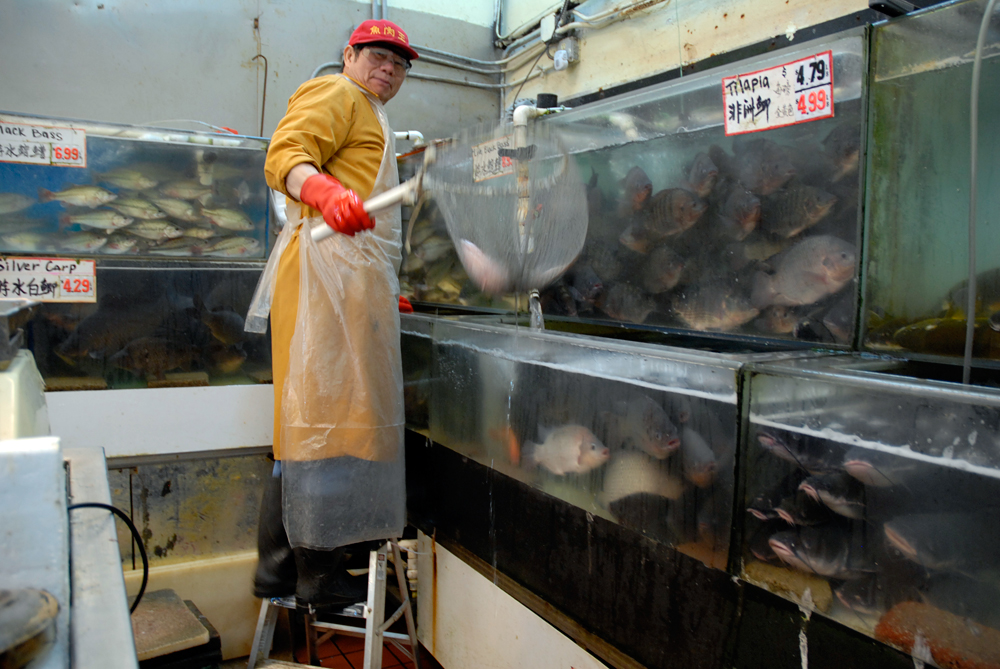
[0,256,96,302]
[0,120,87,168]
[722,51,834,136]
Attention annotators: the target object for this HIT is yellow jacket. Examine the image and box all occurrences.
[264,74,385,217]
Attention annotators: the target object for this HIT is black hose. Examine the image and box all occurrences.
[68,502,149,614]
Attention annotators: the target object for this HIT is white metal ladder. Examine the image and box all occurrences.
[247,541,420,669]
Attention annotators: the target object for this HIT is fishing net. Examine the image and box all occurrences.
[424,119,589,294]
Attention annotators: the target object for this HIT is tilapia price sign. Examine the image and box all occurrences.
[0,257,96,303]
[0,120,87,168]
[471,134,515,183]
[722,51,834,136]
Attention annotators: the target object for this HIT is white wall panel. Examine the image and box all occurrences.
[502,0,870,106]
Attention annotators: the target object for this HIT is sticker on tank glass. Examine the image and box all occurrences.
[0,120,87,168]
[0,256,96,303]
[722,51,835,136]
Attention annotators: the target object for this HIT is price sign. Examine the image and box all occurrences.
[471,134,514,183]
[0,121,87,168]
[722,50,834,136]
[0,257,96,303]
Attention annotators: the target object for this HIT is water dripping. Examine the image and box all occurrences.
[528,289,545,330]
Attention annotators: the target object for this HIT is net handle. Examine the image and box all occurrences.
[311,179,421,242]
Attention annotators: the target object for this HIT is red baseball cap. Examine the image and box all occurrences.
[349,20,419,62]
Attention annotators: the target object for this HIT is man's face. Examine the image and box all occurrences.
[343,45,407,104]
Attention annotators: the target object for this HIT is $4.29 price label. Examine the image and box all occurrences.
[0,257,96,303]
[722,50,834,136]
[0,119,87,168]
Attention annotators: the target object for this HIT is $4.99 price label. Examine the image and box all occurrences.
[0,119,87,168]
[722,50,834,136]
[0,257,96,303]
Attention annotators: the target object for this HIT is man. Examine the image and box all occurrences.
[248,18,417,609]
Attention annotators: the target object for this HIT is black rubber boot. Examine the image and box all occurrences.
[292,546,369,610]
[253,466,297,598]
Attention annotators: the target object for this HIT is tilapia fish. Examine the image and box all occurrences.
[759,182,837,238]
[618,166,653,214]
[711,140,796,196]
[640,245,685,294]
[680,425,718,488]
[598,283,656,323]
[601,393,681,459]
[769,525,876,579]
[750,235,856,309]
[0,193,35,215]
[883,512,1000,574]
[672,281,759,331]
[822,122,861,183]
[56,297,168,361]
[567,264,603,308]
[643,188,706,238]
[753,305,801,335]
[108,336,198,380]
[60,210,132,231]
[709,181,760,242]
[523,424,610,476]
[683,152,719,198]
[39,185,117,208]
[194,294,247,344]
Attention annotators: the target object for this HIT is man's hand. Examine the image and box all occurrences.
[398,296,414,314]
[299,174,374,236]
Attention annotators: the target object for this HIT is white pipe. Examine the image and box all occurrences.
[371,0,380,19]
[394,130,426,146]
[382,0,388,20]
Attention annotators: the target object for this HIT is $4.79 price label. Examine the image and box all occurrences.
[0,257,96,303]
[722,50,834,136]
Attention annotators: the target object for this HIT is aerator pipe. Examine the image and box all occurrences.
[395,130,426,146]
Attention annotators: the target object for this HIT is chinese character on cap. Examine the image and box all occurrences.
[349,19,419,61]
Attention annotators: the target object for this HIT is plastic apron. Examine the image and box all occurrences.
[246,76,405,550]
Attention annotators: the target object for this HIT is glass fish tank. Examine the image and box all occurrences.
[740,354,1000,668]
[0,111,269,259]
[401,313,824,569]
[401,30,866,346]
[863,0,1000,363]
[27,260,271,390]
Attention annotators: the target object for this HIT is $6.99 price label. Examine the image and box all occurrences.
[0,257,96,303]
[722,50,834,136]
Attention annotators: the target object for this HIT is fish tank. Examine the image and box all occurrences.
[863,0,1000,363]
[739,353,1000,668]
[401,30,866,346]
[0,111,269,259]
[27,260,271,389]
[401,313,826,570]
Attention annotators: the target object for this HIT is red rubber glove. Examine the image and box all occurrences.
[398,296,414,314]
[299,174,374,236]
